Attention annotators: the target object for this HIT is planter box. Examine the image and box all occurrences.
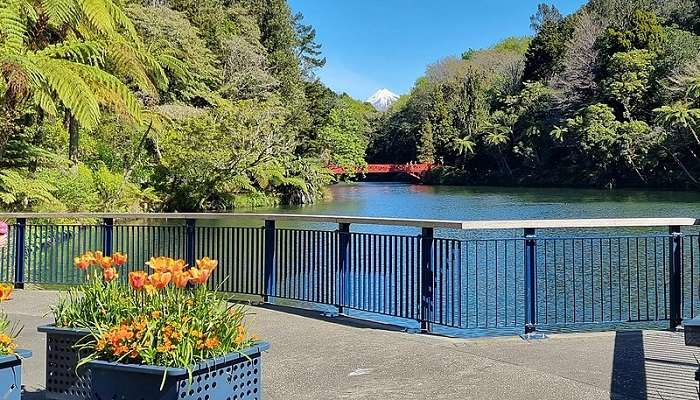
[87,342,270,400]
[0,349,32,400]
[37,325,91,400]
[684,317,700,347]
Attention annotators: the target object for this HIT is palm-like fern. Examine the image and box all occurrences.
[0,170,58,210]
[0,0,168,131]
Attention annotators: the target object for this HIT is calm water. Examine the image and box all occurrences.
[262,182,700,220]
[237,183,700,238]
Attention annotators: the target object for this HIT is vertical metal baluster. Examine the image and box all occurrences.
[475,241,479,327]
[617,238,622,321]
[465,241,470,328]
[608,238,613,322]
[543,240,547,325]
[643,238,649,320]
[572,239,577,323]
[693,236,698,318]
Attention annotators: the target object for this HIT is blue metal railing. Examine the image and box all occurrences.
[0,213,697,336]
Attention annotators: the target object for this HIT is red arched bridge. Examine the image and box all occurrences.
[329,163,435,180]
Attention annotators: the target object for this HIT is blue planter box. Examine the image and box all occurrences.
[0,349,32,400]
[87,342,270,400]
[37,325,91,400]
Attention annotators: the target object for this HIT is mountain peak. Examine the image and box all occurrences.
[367,89,399,112]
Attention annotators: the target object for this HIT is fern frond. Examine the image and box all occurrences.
[0,169,58,208]
[134,45,168,91]
[32,87,58,116]
[105,40,158,96]
[69,61,143,123]
[76,0,115,36]
[157,53,190,82]
[40,0,80,27]
[0,1,28,53]
[33,57,101,129]
[103,0,139,44]
[36,40,104,66]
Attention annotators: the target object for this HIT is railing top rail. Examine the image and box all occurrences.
[0,213,697,230]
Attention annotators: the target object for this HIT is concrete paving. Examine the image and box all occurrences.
[4,289,700,399]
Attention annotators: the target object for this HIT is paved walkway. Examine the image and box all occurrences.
[5,290,700,399]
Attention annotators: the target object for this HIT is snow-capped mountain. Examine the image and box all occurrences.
[367,89,399,112]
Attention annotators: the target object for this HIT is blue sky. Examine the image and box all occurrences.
[288,0,587,100]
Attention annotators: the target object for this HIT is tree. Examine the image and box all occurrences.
[294,12,326,78]
[603,49,657,120]
[154,99,308,210]
[523,14,573,82]
[530,3,563,32]
[315,95,373,172]
[127,5,219,103]
[562,103,621,183]
[654,101,700,144]
[0,0,166,164]
[550,10,606,110]
[599,9,666,55]
[492,37,531,55]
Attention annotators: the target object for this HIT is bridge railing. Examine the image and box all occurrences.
[0,213,697,336]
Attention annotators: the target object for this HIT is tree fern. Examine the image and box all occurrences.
[32,88,58,116]
[35,57,102,128]
[76,0,115,36]
[69,61,144,123]
[0,0,31,53]
[36,41,104,66]
[40,0,80,27]
[0,169,59,210]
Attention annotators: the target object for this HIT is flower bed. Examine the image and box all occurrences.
[47,251,268,399]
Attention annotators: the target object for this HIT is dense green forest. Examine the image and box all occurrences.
[0,0,374,212]
[3,0,700,214]
[368,0,700,189]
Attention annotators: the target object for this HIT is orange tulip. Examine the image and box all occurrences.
[188,267,211,285]
[0,285,12,301]
[112,252,128,266]
[100,256,113,270]
[196,257,218,271]
[94,251,103,264]
[146,257,170,272]
[170,259,187,273]
[103,267,118,282]
[172,271,190,288]
[149,272,172,289]
[129,271,148,291]
[74,256,90,270]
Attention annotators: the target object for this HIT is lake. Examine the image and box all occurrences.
[261,182,700,220]
[238,183,700,238]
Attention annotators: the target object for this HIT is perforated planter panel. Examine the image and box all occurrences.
[38,325,92,400]
[88,343,269,400]
[0,350,31,400]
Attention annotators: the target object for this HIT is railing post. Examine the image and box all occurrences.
[185,219,196,269]
[13,218,25,289]
[263,220,276,302]
[420,227,434,332]
[669,225,682,331]
[102,217,113,256]
[524,228,537,334]
[338,223,351,314]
